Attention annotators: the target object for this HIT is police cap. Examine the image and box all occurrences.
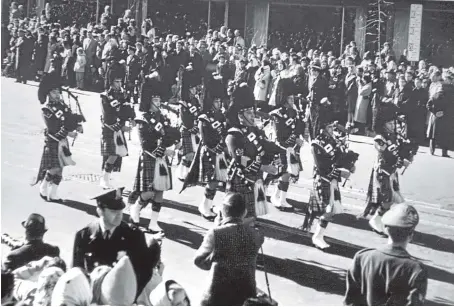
[91,188,126,210]
[382,203,419,228]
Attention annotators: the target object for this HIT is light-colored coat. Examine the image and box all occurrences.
[254,66,271,102]
[194,217,264,306]
[354,82,372,124]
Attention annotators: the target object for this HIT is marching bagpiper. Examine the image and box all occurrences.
[128,73,181,233]
[268,78,305,211]
[100,67,136,189]
[176,67,203,181]
[225,84,284,224]
[180,88,228,221]
[34,71,84,201]
[361,104,418,235]
[301,121,359,250]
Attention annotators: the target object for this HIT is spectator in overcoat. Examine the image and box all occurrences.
[194,193,264,306]
[3,214,60,271]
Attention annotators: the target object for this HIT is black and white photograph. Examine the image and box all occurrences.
[1,0,454,305]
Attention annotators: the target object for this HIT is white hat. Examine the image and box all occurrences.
[100,255,137,305]
[51,268,92,306]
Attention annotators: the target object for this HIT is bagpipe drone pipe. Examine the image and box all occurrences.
[61,88,86,133]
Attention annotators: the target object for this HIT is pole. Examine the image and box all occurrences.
[27,0,30,17]
[111,0,114,15]
[96,0,100,24]
[208,0,212,30]
[378,0,381,53]
[340,5,345,57]
[224,0,229,28]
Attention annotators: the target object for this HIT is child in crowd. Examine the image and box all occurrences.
[74,47,86,89]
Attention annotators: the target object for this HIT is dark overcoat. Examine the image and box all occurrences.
[2,240,60,271]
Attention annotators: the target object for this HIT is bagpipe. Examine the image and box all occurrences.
[115,87,136,122]
[395,115,419,174]
[61,88,86,145]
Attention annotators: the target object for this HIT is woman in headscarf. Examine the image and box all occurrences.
[51,268,92,306]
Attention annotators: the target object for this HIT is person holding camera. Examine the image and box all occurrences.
[194,193,264,306]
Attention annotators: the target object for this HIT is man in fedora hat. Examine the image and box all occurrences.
[3,214,60,271]
[344,204,427,305]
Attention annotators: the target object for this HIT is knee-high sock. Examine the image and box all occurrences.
[278,181,289,192]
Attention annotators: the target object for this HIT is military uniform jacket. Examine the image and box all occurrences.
[100,89,127,134]
[226,126,284,181]
[42,101,73,143]
[270,107,304,148]
[198,110,227,149]
[344,246,428,306]
[180,98,201,131]
[373,133,400,176]
[311,132,343,181]
[308,75,329,105]
[72,221,149,290]
[135,111,180,153]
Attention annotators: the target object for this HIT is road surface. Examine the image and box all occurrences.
[1,77,454,305]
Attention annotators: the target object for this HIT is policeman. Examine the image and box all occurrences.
[72,188,148,293]
[344,204,428,306]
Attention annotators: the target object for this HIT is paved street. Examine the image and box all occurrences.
[1,77,454,305]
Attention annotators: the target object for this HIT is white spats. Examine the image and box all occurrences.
[369,211,385,234]
[100,171,114,189]
[147,210,163,233]
[312,224,330,250]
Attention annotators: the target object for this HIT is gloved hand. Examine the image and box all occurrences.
[245,161,261,175]
[213,143,224,154]
[328,168,341,180]
[153,146,166,158]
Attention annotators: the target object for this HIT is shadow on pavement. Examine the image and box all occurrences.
[258,219,363,259]
[412,231,454,254]
[257,254,346,296]
[425,297,454,306]
[159,222,203,250]
[333,213,454,255]
[61,199,98,217]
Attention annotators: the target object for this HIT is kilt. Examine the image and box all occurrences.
[181,130,198,156]
[307,174,331,215]
[35,141,61,184]
[226,174,261,219]
[366,167,402,210]
[199,146,228,184]
[101,130,127,172]
[129,153,173,204]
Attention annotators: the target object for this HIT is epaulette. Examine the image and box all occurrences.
[269,109,283,118]
[134,115,148,124]
[198,114,210,122]
[374,135,386,143]
[228,127,243,135]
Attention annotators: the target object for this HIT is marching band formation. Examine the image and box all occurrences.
[33,58,420,251]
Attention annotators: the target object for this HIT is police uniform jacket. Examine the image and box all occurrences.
[3,240,60,271]
[270,107,304,148]
[344,246,428,306]
[72,221,149,291]
[194,217,264,306]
